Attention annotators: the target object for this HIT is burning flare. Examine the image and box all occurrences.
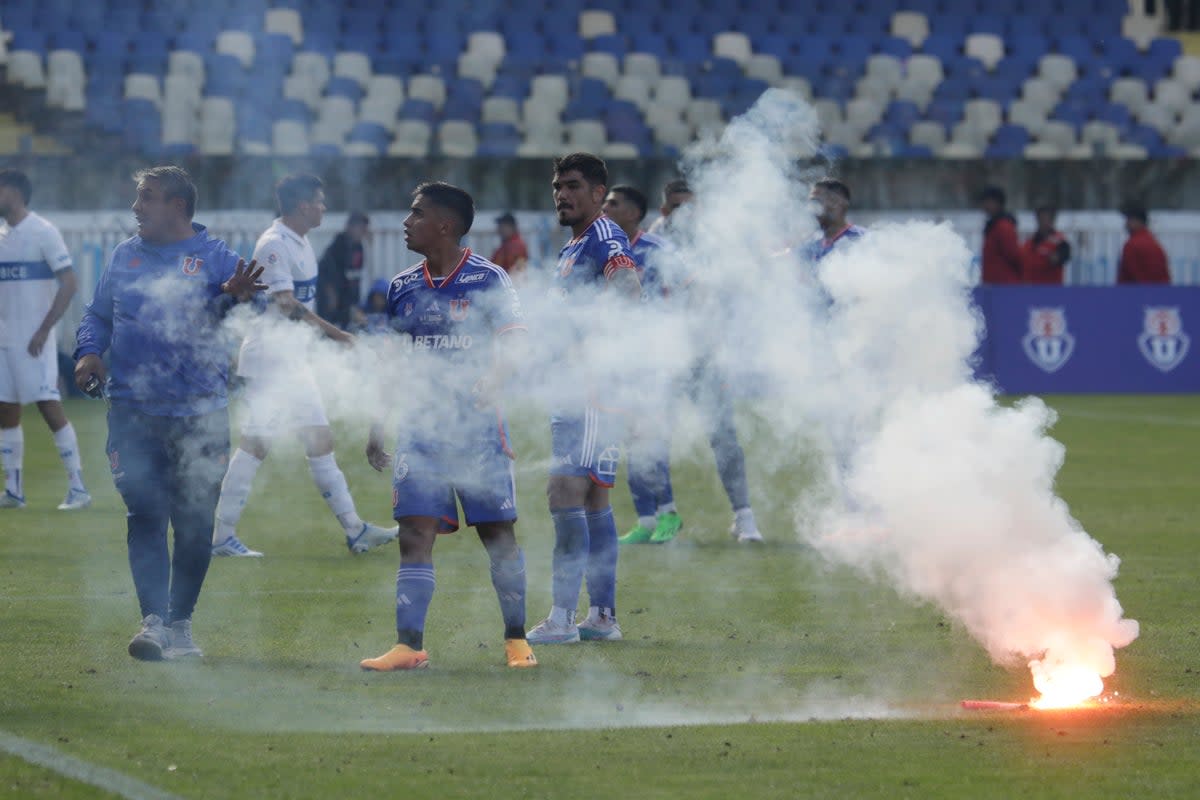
[1029,658,1106,709]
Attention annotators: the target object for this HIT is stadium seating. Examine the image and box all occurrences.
[0,0,1191,159]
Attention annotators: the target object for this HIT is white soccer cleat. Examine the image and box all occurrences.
[57,488,92,511]
[578,611,623,642]
[346,522,399,554]
[730,520,764,543]
[0,490,25,509]
[212,535,264,557]
[526,617,581,645]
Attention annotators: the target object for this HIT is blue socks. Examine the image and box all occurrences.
[395,563,435,649]
[490,549,528,639]
[551,507,589,616]
[585,507,618,613]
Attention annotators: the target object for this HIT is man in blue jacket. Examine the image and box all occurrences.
[74,166,264,661]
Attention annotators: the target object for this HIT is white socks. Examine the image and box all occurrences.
[549,606,576,626]
[306,452,363,533]
[638,515,656,530]
[52,423,86,492]
[657,502,677,515]
[213,449,263,543]
[1,426,23,498]
[734,506,758,532]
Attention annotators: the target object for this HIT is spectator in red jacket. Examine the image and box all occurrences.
[1117,204,1171,285]
[490,212,528,280]
[979,186,1024,285]
[1021,205,1071,285]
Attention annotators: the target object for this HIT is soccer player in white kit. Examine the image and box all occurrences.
[211,174,396,557]
[0,169,90,510]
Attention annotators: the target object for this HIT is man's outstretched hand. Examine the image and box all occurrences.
[221,258,267,301]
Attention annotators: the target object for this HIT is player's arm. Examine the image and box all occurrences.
[28,267,76,357]
[603,239,642,300]
[271,289,353,344]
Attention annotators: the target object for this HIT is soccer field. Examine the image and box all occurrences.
[0,395,1197,799]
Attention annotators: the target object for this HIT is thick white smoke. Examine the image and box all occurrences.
[663,88,1139,698]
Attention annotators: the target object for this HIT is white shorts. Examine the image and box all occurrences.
[238,369,329,438]
[0,345,61,404]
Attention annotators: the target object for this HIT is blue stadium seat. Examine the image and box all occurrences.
[732,15,772,40]
[590,34,627,57]
[925,99,964,127]
[1101,37,1142,74]
[876,36,914,59]
[885,99,922,128]
[120,99,162,154]
[326,77,365,101]
[1096,103,1133,132]
[1081,15,1122,40]
[548,34,585,60]
[669,33,710,63]
[933,15,970,38]
[48,30,87,52]
[222,10,264,34]
[347,122,391,152]
[1054,34,1096,67]
[276,99,311,122]
[256,33,295,72]
[985,125,1030,157]
[968,14,1006,36]
[399,99,437,123]
[1147,38,1184,71]
[755,34,792,61]
[1049,103,1087,131]
[204,53,246,97]
[921,34,962,64]
[490,74,531,100]
[629,31,670,57]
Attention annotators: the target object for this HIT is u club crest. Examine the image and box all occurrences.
[448,297,470,321]
[1138,307,1190,373]
[1022,307,1075,373]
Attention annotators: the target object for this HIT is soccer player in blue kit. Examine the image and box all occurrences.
[360,182,536,671]
[526,153,642,645]
[74,166,265,660]
[600,184,684,545]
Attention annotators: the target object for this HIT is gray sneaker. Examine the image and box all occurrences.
[578,611,623,642]
[164,619,203,660]
[128,614,170,661]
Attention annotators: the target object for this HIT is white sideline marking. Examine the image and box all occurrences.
[0,729,182,800]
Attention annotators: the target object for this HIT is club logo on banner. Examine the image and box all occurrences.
[1138,307,1190,373]
[1022,307,1075,373]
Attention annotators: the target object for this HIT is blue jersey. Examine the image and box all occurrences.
[804,224,867,262]
[75,224,244,416]
[555,214,637,300]
[629,229,674,300]
[387,250,525,436]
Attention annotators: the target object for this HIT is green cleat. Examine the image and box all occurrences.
[649,511,683,543]
[619,524,655,544]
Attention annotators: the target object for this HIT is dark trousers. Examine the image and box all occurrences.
[686,358,751,512]
[106,405,230,623]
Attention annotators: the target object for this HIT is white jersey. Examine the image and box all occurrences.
[0,211,73,348]
[238,219,319,377]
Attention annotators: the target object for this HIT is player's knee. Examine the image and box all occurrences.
[396,521,435,560]
[547,477,587,509]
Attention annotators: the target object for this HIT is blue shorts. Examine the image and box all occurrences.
[549,409,623,488]
[391,435,517,533]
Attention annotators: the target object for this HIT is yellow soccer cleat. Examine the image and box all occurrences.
[504,638,538,669]
[360,644,430,671]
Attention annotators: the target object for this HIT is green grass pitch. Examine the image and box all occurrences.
[0,395,1197,799]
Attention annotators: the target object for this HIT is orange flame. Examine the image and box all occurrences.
[1030,664,1104,709]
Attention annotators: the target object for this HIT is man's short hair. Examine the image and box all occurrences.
[414,181,475,236]
[553,152,608,187]
[609,184,648,221]
[979,185,1006,206]
[1034,203,1057,215]
[347,210,369,227]
[1121,203,1148,224]
[662,179,691,200]
[814,178,851,203]
[496,211,517,226]
[133,165,197,219]
[0,169,32,205]
[276,174,323,216]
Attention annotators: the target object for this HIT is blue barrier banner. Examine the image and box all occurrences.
[974,287,1199,394]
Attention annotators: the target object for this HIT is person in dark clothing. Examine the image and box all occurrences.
[1021,205,1072,285]
[1118,204,1171,284]
[317,210,369,328]
[979,186,1023,285]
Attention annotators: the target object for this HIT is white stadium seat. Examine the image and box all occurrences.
[407,74,446,108]
[292,51,330,90]
[438,120,478,156]
[283,74,322,110]
[161,97,197,145]
[1021,78,1061,113]
[359,97,400,130]
[522,97,563,128]
[332,51,372,88]
[530,74,569,108]
[685,98,723,128]
[1080,121,1122,151]
[964,99,1002,132]
[964,33,1004,71]
[891,11,929,47]
[779,76,812,101]
[940,140,982,158]
[652,119,692,150]
[316,96,357,137]
[624,53,661,83]
[856,74,894,103]
[1122,14,1162,50]
[6,51,44,88]
[45,70,85,110]
[164,73,202,107]
[909,120,946,151]
[1172,55,1200,92]
[844,97,885,134]
[905,54,944,87]
[581,52,620,88]
[457,52,498,88]
[482,96,521,125]
[712,32,752,66]
[812,98,844,130]
[653,76,692,110]
[1137,102,1177,133]
[1153,78,1191,115]
[1024,141,1065,159]
[198,97,235,154]
[744,54,782,85]
[168,50,205,83]
[389,120,432,156]
[894,78,935,109]
[1038,54,1077,91]
[602,142,640,159]
[578,9,616,38]
[613,75,652,110]
[1007,99,1048,137]
[265,8,303,45]
[1037,120,1078,151]
[1110,77,1150,113]
[466,31,505,64]
[272,119,309,155]
[864,54,904,91]
[566,120,607,151]
[124,73,162,106]
[215,30,255,68]
[364,75,405,107]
